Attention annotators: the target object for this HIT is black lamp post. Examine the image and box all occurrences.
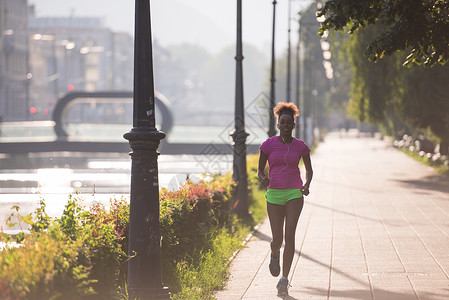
[231,0,249,217]
[302,22,312,146]
[123,0,170,298]
[286,0,292,103]
[268,0,277,137]
[295,12,302,139]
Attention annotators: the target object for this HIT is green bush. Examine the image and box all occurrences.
[79,197,129,297]
[1,195,129,299]
[0,225,96,299]
[0,173,239,299]
[159,174,235,292]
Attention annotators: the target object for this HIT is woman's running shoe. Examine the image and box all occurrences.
[276,277,290,296]
[269,252,280,277]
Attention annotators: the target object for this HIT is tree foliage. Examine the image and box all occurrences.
[319,0,449,66]
[401,64,449,140]
[337,22,449,145]
[318,1,449,148]
[345,23,403,124]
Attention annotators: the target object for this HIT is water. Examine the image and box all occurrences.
[0,154,234,233]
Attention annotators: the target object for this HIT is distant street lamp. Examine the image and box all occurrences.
[231,0,249,217]
[123,1,170,298]
[295,12,303,139]
[300,4,326,145]
[286,0,292,103]
[268,0,277,137]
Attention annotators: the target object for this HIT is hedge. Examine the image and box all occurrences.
[0,173,238,299]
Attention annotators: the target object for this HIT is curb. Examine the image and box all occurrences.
[227,221,263,266]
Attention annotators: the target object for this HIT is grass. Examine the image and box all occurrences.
[171,225,248,300]
[399,148,449,176]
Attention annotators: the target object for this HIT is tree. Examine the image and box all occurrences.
[400,64,449,152]
[336,21,449,150]
[344,23,403,125]
[319,1,449,152]
[318,0,449,66]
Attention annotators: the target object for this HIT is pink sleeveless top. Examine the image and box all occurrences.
[259,136,310,189]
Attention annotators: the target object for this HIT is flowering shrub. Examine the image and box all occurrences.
[0,195,129,299]
[0,224,96,299]
[0,174,236,298]
[79,196,129,297]
[160,174,235,290]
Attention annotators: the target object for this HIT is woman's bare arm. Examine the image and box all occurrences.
[301,153,313,196]
[257,150,269,187]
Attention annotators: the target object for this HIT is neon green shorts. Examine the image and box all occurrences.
[265,188,303,206]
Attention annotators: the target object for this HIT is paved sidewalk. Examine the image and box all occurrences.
[215,132,449,300]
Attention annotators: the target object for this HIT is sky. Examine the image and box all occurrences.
[29,0,316,57]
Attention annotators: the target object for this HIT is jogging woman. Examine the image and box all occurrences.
[257,102,313,296]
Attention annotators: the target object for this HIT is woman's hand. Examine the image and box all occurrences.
[301,186,310,196]
[260,176,269,187]
[258,150,269,187]
[301,153,313,196]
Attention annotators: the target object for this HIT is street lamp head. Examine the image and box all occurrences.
[320,40,330,51]
[80,46,104,54]
[32,34,54,41]
[316,2,326,23]
[316,14,325,23]
[32,34,42,40]
[80,46,90,54]
[65,42,76,50]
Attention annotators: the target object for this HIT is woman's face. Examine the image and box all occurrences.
[277,114,295,135]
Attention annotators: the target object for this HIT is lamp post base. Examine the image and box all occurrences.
[231,129,249,217]
[127,287,170,300]
[124,127,168,299]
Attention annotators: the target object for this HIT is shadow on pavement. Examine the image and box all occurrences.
[254,230,370,288]
[301,286,444,300]
[394,174,449,195]
[279,295,298,300]
[305,201,400,226]
[314,178,380,193]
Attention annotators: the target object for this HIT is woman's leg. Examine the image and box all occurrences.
[282,197,304,277]
[267,202,285,258]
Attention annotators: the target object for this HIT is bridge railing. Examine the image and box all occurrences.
[52,91,173,141]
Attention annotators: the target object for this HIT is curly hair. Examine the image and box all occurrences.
[273,102,300,120]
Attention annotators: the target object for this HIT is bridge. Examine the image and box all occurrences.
[0,91,263,156]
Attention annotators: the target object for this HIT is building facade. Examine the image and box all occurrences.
[0,0,29,121]
[1,3,170,123]
[28,12,117,120]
